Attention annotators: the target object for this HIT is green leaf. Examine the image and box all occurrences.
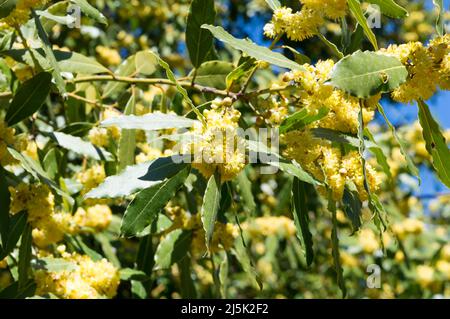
[201,25,304,71]
[58,122,94,137]
[330,50,408,98]
[432,0,444,36]
[18,224,32,289]
[233,170,256,216]
[57,50,109,74]
[120,167,190,237]
[417,99,450,188]
[377,104,420,180]
[7,148,74,205]
[280,107,329,134]
[0,279,36,299]
[70,0,107,24]
[135,50,158,76]
[151,51,202,119]
[118,93,136,171]
[347,0,378,50]
[154,229,191,269]
[232,238,262,290]
[32,257,77,272]
[264,0,281,10]
[33,10,66,95]
[103,55,136,98]
[201,173,221,249]
[342,186,362,233]
[136,234,155,275]
[329,198,346,297]
[0,166,10,246]
[186,0,216,68]
[2,49,109,74]
[178,256,197,298]
[364,128,392,182]
[269,158,319,186]
[312,127,361,147]
[292,178,314,266]
[138,155,188,182]
[317,33,344,59]
[193,60,234,90]
[281,45,311,64]
[101,113,198,131]
[0,0,18,19]
[119,268,149,281]
[225,58,256,91]
[50,132,114,161]
[0,212,28,260]
[85,161,162,198]
[5,72,51,125]
[365,0,408,18]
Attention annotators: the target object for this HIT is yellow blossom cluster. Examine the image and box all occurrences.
[185,98,246,182]
[76,164,106,195]
[9,183,112,248]
[35,252,120,299]
[382,35,450,103]
[264,0,347,41]
[242,216,296,239]
[0,120,28,166]
[0,0,48,29]
[164,205,238,258]
[95,46,122,66]
[392,218,425,239]
[281,60,382,200]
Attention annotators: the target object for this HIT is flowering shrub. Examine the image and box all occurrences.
[0,0,449,299]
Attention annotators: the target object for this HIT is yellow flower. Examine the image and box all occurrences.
[0,120,27,166]
[76,164,106,195]
[35,253,120,299]
[0,0,48,29]
[415,265,435,288]
[242,216,296,238]
[88,127,110,147]
[186,99,246,182]
[436,260,450,279]
[358,229,379,254]
[72,205,112,232]
[96,46,122,66]
[341,252,359,267]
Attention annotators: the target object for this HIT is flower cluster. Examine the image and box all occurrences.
[0,0,48,29]
[242,216,296,239]
[9,183,112,248]
[185,98,246,182]
[382,35,450,103]
[264,0,347,41]
[281,60,382,200]
[0,120,27,166]
[35,252,120,299]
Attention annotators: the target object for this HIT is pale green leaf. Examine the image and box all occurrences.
[330,50,408,98]
[201,25,304,70]
[50,132,114,161]
[417,99,450,188]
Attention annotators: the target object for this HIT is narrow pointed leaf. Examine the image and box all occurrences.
[201,25,304,71]
[417,99,450,188]
[5,72,51,125]
[201,173,221,248]
[292,177,314,266]
[186,0,216,68]
[121,167,190,237]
